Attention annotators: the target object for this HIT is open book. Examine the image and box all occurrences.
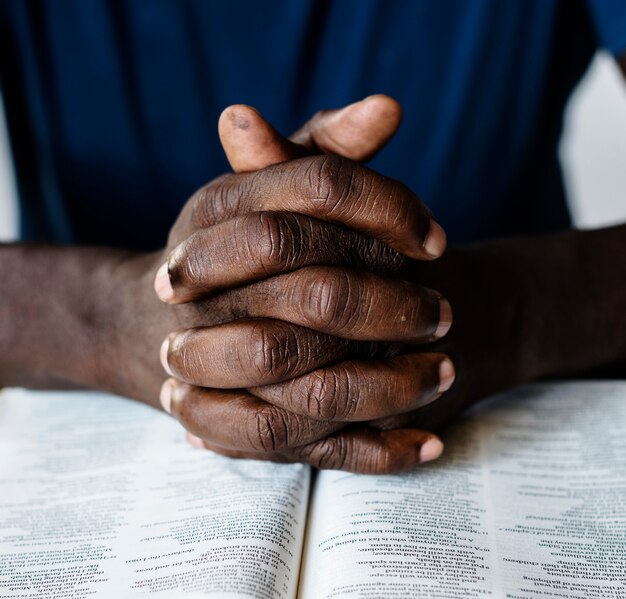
[1,382,625,598]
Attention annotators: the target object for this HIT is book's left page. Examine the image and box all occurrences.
[0,389,310,599]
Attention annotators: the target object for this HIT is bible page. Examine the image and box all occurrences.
[298,382,626,598]
[0,389,310,599]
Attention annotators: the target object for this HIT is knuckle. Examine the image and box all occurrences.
[190,174,241,226]
[315,437,349,470]
[245,324,296,381]
[302,155,362,215]
[301,270,359,333]
[249,212,299,273]
[305,368,354,421]
[301,432,402,474]
[248,407,291,452]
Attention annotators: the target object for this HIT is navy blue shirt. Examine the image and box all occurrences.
[1,0,626,250]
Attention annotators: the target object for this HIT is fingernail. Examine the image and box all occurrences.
[160,379,174,413]
[160,337,174,376]
[419,438,444,463]
[423,220,447,259]
[438,358,456,393]
[186,433,205,449]
[154,262,174,302]
[435,298,453,338]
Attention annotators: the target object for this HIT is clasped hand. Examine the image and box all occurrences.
[154,98,455,473]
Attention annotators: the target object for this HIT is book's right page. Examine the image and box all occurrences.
[298,382,626,598]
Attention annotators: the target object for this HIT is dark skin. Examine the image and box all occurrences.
[0,97,452,471]
[2,57,626,473]
[157,105,454,470]
[159,103,626,469]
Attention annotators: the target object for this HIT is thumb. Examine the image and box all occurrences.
[291,94,402,161]
[218,95,402,173]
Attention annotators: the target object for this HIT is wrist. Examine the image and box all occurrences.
[438,227,626,399]
[412,240,536,407]
[88,249,169,405]
[0,244,168,405]
[0,245,124,389]
[518,227,626,380]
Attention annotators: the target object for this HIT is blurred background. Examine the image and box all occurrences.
[1,51,625,243]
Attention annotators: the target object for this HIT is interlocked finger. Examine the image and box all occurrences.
[162,381,343,452]
[159,211,405,303]
[217,266,452,342]
[249,353,454,421]
[183,421,445,475]
[188,155,445,261]
[160,319,381,388]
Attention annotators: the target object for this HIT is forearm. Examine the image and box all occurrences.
[434,224,626,395]
[519,224,626,380]
[0,244,164,404]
